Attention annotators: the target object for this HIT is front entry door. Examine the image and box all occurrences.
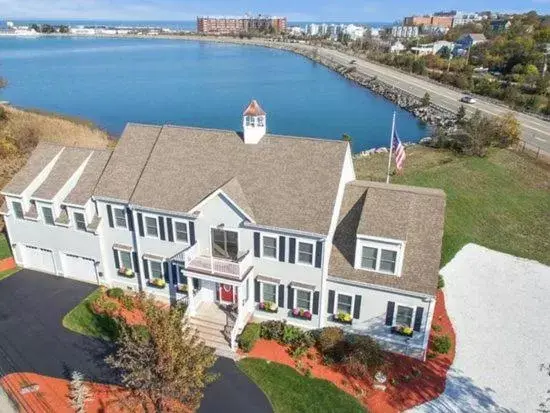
[220,284,234,303]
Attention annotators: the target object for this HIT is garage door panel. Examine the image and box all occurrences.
[63,254,98,284]
[22,245,55,274]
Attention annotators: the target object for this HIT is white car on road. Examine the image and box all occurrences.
[460,95,477,104]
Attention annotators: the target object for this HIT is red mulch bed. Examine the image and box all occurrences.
[90,290,147,326]
[0,257,16,272]
[245,289,455,413]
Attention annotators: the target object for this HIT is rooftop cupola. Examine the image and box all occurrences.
[242,100,266,144]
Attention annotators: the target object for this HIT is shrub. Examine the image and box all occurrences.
[282,325,303,345]
[238,323,260,352]
[433,334,452,354]
[260,320,285,341]
[130,325,150,342]
[91,295,119,316]
[344,335,385,373]
[343,361,371,380]
[432,324,442,333]
[106,288,124,299]
[97,313,121,340]
[317,327,344,354]
[120,295,134,311]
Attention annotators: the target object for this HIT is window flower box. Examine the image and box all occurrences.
[391,325,413,337]
[177,284,196,295]
[118,267,135,278]
[292,308,312,320]
[333,312,353,325]
[148,278,166,289]
[258,301,278,313]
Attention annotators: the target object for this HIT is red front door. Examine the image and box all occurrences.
[220,284,234,303]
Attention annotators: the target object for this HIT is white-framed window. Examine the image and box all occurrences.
[297,241,314,265]
[74,212,87,231]
[245,116,255,127]
[356,238,404,276]
[336,293,353,315]
[42,206,54,225]
[149,260,163,280]
[394,305,414,327]
[294,288,312,311]
[117,250,133,270]
[174,221,188,243]
[145,215,159,238]
[12,201,24,219]
[113,207,127,229]
[261,282,277,303]
[261,235,278,259]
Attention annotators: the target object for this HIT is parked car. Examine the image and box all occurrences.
[461,95,477,104]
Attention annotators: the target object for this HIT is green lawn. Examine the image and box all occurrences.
[355,147,550,265]
[237,358,365,413]
[62,288,115,340]
[0,233,11,259]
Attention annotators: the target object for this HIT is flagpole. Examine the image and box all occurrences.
[386,112,396,184]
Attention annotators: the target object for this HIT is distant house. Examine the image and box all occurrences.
[411,40,455,56]
[490,20,511,32]
[390,40,406,54]
[456,33,487,49]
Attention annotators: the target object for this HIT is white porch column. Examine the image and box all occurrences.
[187,275,196,316]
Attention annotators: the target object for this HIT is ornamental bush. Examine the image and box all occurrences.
[317,327,344,354]
[344,335,385,373]
[238,323,260,353]
[106,288,124,299]
[260,320,286,341]
[433,334,452,354]
[281,325,303,345]
[120,295,135,311]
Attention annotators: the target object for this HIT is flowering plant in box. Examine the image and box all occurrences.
[177,284,188,294]
[259,301,278,313]
[149,278,166,288]
[335,312,353,324]
[118,267,135,278]
[292,308,312,320]
[392,325,414,337]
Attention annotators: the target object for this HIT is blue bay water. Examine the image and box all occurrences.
[0,36,427,152]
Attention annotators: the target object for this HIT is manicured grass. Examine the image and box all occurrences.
[355,147,550,265]
[0,267,19,282]
[0,233,12,259]
[62,288,115,340]
[237,358,365,413]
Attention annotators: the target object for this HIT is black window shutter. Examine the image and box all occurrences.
[171,263,179,284]
[278,284,285,307]
[159,217,166,241]
[315,241,323,268]
[288,238,296,264]
[137,213,144,237]
[254,279,260,302]
[353,295,362,319]
[385,301,395,326]
[132,252,139,273]
[313,291,320,315]
[193,278,200,290]
[127,208,134,231]
[278,236,285,262]
[189,222,196,245]
[253,232,260,257]
[106,205,114,228]
[287,286,294,309]
[166,218,174,242]
[143,258,149,279]
[327,290,335,314]
[163,261,169,282]
[414,307,424,332]
[113,249,120,269]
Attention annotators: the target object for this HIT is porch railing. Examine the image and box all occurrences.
[186,248,253,279]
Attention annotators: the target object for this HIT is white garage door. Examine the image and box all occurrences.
[62,254,98,284]
[22,245,56,274]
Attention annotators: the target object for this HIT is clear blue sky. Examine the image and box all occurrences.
[1,0,549,22]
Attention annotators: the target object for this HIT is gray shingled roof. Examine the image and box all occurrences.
[32,147,93,200]
[96,124,348,235]
[93,123,162,202]
[1,142,63,195]
[329,181,445,296]
[64,150,111,206]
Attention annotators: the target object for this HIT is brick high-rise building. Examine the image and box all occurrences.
[197,15,287,35]
[403,15,453,29]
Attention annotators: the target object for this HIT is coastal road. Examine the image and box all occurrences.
[296,44,550,153]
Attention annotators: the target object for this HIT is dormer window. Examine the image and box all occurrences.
[42,206,54,226]
[355,238,404,276]
[12,201,24,219]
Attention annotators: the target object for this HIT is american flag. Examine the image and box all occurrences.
[392,129,406,171]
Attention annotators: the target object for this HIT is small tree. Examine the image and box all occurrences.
[456,105,467,124]
[341,133,352,144]
[69,371,92,413]
[421,92,431,107]
[106,294,217,412]
[495,112,521,147]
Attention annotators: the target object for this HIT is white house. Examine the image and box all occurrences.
[0,100,445,359]
[390,41,406,54]
[412,40,455,56]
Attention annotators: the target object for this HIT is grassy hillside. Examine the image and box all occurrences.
[354,146,550,266]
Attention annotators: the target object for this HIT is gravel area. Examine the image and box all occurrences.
[410,243,550,413]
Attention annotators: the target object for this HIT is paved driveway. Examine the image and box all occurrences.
[0,270,271,412]
[411,244,550,413]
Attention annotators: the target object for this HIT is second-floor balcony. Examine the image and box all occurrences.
[176,231,253,280]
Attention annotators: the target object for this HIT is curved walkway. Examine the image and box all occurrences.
[0,270,271,412]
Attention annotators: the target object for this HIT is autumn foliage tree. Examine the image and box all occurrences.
[106,295,217,412]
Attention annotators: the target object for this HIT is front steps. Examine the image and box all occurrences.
[187,314,239,360]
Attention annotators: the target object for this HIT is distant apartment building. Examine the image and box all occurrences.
[307,23,319,36]
[392,26,419,39]
[404,15,453,29]
[197,15,287,35]
[452,12,483,27]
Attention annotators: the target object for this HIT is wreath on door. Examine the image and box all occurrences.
[223,285,232,292]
